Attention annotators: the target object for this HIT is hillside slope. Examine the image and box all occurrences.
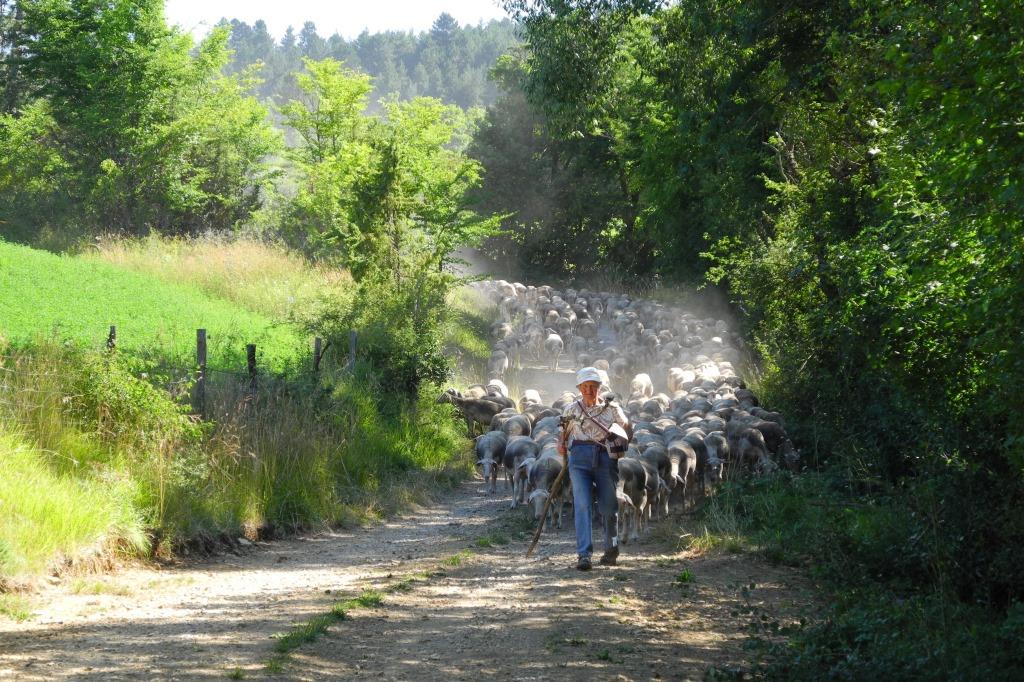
[0,240,305,372]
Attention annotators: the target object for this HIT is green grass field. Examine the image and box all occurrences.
[0,240,307,372]
[87,234,352,322]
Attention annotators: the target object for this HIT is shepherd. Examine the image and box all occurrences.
[558,366,631,571]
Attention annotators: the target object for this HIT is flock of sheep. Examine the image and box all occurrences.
[438,279,800,544]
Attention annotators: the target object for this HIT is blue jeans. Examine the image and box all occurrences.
[568,442,619,558]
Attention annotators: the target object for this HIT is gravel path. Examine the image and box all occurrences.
[0,478,813,680]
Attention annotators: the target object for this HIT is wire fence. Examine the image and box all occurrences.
[0,324,358,419]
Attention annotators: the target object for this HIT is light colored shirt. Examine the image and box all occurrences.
[562,399,629,447]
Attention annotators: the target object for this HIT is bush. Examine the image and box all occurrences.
[759,593,1024,681]
[0,331,474,580]
[697,465,1024,679]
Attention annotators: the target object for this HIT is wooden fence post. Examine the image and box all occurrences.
[195,329,207,418]
[106,325,116,351]
[313,336,323,374]
[347,331,357,370]
[247,343,257,393]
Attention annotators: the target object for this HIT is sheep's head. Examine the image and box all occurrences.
[437,388,460,404]
[476,456,495,480]
[528,489,549,519]
[705,456,725,485]
[516,457,536,480]
[756,453,779,476]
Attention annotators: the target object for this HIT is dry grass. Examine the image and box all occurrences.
[88,233,352,321]
[68,578,133,596]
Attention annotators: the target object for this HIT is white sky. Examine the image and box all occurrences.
[164,0,512,41]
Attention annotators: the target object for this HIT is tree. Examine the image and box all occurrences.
[280,58,502,399]
[3,2,280,239]
[298,21,327,60]
[467,51,638,280]
[0,0,27,113]
[279,58,374,255]
[280,57,500,281]
[430,12,460,49]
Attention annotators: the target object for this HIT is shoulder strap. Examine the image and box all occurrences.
[577,401,613,437]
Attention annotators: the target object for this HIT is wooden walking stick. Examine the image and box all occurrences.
[525,418,572,558]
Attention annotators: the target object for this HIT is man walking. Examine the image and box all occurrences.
[558,367,631,570]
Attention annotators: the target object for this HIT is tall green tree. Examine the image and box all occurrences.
[2,1,280,240]
[0,0,27,113]
[280,57,500,398]
[280,57,499,278]
[279,57,375,255]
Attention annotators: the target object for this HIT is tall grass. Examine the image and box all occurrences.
[0,430,146,580]
[182,368,473,540]
[0,343,196,580]
[88,234,352,321]
[0,341,472,584]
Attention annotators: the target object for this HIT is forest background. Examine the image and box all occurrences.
[3,0,1024,678]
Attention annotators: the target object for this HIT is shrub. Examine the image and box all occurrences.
[698,465,1024,679]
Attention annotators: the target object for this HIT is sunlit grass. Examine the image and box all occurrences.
[0,430,147,580]
[0,239,306,372]
[266,588,385,672]
[474,532,509,548]
[441,550,473,567]
[89,234,353,322]
[68,578,132,596]
[0,594,33,622]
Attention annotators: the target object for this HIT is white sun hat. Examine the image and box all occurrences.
[575,366,603,386]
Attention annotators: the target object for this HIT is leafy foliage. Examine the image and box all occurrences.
[494,0,1024,674]
[1,2,280,242]
[275,57,500,400]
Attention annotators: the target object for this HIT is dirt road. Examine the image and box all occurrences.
[0,479,812,680]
